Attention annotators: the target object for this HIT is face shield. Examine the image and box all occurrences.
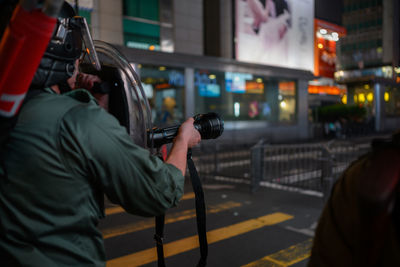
[80,40,152,149]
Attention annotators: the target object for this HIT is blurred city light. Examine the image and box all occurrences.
[384,92,390,102]
[358,93,365,102]
[367,93,373,102]
[341,95,347,104]
[234,102,240,117]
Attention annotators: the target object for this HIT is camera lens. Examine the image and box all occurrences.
[194,112,224,139]
[147,113,224,148]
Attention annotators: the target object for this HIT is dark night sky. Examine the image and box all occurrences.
[315,0,343,25]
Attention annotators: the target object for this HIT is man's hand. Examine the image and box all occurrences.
[73,72,108,110]
[176,117,201,148]
[166,117,201,176]
[66,60,101,90]
[76,73,102,90]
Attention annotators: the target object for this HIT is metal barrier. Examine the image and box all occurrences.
[191,142,253,182]
[250,140,371,197]
[192,139,372,197]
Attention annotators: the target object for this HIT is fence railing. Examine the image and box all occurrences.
[192,139,372,197]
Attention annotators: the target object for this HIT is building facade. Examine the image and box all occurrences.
[336,0,400,132]
[70,0,316,143]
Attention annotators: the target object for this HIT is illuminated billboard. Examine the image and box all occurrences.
[314,19,346,78]
[235,0,314,71]
[225,72,253,93]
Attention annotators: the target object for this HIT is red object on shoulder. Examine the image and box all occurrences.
[0,4,56,117]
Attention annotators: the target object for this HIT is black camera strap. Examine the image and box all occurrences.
[154,214,166,267]
[187,149,208,267]
[154,149,208,267]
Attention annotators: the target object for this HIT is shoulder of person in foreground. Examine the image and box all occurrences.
[310,134,400,267]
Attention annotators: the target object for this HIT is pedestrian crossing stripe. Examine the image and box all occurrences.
[241,238,313,267]
[102,201,242,239]
[105,192,196,216]
[107,212,294,267]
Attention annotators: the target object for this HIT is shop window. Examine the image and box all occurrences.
[137,64,185,127]
[278,81,297,123]
[385,87,400,117]
[352,85,374,117]
[194,70,297,124]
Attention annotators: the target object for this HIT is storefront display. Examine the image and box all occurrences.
[194,69,297,123]
[385,86,400,116]
[136,64,185,127]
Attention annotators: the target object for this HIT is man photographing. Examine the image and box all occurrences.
[0,2,201,266]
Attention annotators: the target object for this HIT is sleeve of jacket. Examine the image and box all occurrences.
[58,102,185,217]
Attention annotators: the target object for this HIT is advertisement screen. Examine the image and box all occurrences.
[225,72,253,93]
[198,84,221,97]
[195,70,221,97]
[235,0,314,71]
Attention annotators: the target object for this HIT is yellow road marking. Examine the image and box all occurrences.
[105,192,195,216]
[242,238,313,267]
[105,206,125,216]
[103,201,242,239]
[181,192,195,200]
[107,212,293,267]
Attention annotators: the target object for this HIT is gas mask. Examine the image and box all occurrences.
[31,2,100,91]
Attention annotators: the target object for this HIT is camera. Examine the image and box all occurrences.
[148,112,224,148]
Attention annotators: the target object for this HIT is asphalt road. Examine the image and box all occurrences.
[99,136,386,266]
[99,179,325,267]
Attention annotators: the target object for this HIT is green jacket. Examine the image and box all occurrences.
[0,89,184,266]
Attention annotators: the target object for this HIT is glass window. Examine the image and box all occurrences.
[123,0,160,50]
[352,84,374,117]
[123,19,160,49]
[278,81,297,123]
[385,86,400,117]
[194,69,297,124]
[137,65,185,127]
[123,0,159,21]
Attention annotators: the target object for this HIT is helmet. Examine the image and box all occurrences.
[31,2,100,92]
